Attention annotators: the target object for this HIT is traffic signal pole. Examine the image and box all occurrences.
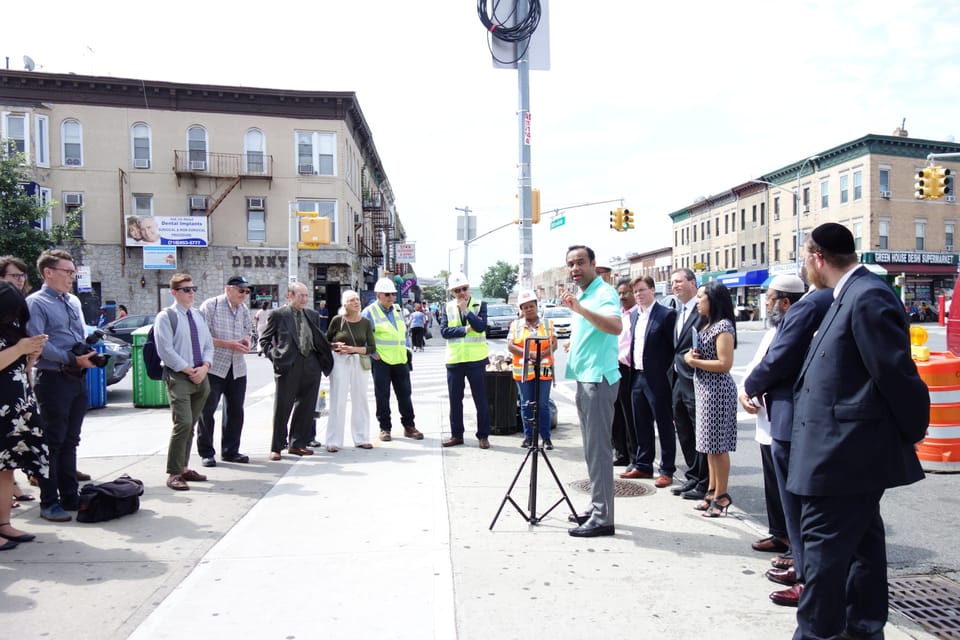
[516,1,534,290]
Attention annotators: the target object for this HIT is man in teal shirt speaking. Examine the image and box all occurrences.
[562,245,622,537]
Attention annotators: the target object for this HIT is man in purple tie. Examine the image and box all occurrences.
[154,273,214,491]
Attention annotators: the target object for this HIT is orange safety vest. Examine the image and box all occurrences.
[509,317,554,382]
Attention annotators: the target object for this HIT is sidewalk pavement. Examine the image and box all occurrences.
[1,355,936,639]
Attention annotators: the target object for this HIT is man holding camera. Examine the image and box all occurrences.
[26,249,100,522]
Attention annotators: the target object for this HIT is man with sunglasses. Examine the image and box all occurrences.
[155,273,214,491]
[196,275,253,467]
[440,272,490,449]
[26,250,98,521]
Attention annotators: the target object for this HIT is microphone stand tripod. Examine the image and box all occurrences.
[490,337,578,530]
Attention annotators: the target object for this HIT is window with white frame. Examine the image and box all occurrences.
[35,187,53,231]
[296,199,337,240]
[820,179,829,208]
[840,174,849,204]
[187,126,208,170]
[295,131,336,176]
[879,167,890,194]
[773,196,780,220]
[244,128,265,174]
[915,219,926,251]
[946,221,955,251]
[3,113,27,158]
[774,237,780,263]
[131,123,151,169]
[879,218,890,249]
[133,194,153,215]
[247,197,266,242]
[63,192,84,238]
[61,119,82,166]
[853,170,862,200]
[852,218,863,251]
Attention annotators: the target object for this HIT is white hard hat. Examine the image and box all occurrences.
[595,257,613,272]
[517,290,538,306]
[448,272,469,291]
[374,277,397,293]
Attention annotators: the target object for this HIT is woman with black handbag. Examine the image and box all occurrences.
[324,290,377,452]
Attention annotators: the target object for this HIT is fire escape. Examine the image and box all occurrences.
[173,151,273,215]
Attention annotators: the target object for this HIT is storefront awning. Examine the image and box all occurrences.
[884,264,959,276]
[861,263,888,276]
[698,270,734,283]
[717,269,768,288]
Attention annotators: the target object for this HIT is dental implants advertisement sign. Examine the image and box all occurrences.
[125,216,209,247]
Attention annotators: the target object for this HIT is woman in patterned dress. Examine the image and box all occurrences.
[684,281,738,518]
[0,281,50,549]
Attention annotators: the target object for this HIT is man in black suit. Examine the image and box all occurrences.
[620,275,677,487]
[791,223,929,640]
[259,281,334,460]
[741,274,833,607]
[667,268,709,499]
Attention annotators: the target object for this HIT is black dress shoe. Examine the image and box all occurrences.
[567,511,591,525]
[682,487,708,500]
[568,523,615,538]
[672,478,698,495]
[613,457,630,467]
[222,454,249,463]
[308,440,322,448]
[201,457,217,468]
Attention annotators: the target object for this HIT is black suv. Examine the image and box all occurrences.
[485,304,519,339]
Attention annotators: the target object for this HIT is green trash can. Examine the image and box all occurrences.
[485,369,520,435]
[132,325,169,408]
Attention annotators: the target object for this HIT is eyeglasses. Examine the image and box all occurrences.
[380,292,396,297]
[452,286,469,294]
[176,286,199,293]
[51,267,77,277]
[232,286,250,294]
[3,272,26,281]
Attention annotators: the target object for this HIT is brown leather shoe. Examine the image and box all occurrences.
[269,451,282,461]
[619,468,653,479]
[654,474,673,488]
[288,447,314,456]
[770,583,803,607]
[766,566,798,586]
[441,437,464,447]
[478,437,490,449]
[166,475,189,491]
[404,426,424,440]
[181,469,207,482]
[753,536,790,553]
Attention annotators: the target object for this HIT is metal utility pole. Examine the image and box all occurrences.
[455,206,472,278]
[517,0,533,291]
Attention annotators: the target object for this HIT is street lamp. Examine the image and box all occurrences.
[750,154,819,276]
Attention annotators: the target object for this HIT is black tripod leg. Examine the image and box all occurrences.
[534,448,581,522]
[490,446,537,530]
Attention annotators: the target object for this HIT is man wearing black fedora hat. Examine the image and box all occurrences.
[197,275,253,466]
[790,222,929,639]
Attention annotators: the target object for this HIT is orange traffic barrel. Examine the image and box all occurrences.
[915,351,960,472]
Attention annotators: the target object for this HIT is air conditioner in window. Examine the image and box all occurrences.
[134,158,150,169]
[190,160,207,171]
[189,196,208,210]
[773,213,780,221]
[880,190,891,199]
[298,163,314,175]
[248,197,265,209]
[740,261,747,267]
[751,259,757,266]
[948,195,956,203]
[65,157,81,166]
[64,193,83,206]
[947,245,955,252]
[752,221,758,228]
[802,205,810,214]
[789,251,796,260]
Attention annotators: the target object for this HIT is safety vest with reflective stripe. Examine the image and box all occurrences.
[445,299,488,364]
[365,303,408,365]
[509,317,554,381]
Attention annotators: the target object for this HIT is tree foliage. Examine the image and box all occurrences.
[0,148,79,289]
[480,261,518,301]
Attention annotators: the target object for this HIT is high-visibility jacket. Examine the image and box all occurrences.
[509,317,554,381]
[365,303,408,365]
[445,298,488,364]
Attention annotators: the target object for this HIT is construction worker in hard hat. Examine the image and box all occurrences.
[361,277,422,442]
[439,272,491,449]
[507,290,557,449]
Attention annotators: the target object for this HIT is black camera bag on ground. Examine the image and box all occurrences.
[76,475,145,523]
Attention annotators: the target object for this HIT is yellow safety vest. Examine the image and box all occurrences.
[509,318,554,381]
[366,303,408,365]
[445,299,488,364]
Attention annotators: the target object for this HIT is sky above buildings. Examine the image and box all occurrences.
[5,0,960,283]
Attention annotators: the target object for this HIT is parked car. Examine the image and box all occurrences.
[543,306,573,339]
[85,325,132,385]
[657,293,681,311]
[102,314,154,344]
[485,304,519,339]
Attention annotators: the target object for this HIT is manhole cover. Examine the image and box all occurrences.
[889,575,960,639]
[569,479,656,497]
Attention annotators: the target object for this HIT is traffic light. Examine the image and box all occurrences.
[894,274,905,287]
[915,166,936,200]
[933,166,953,199]
[531,188,541,224]
[609,208,623,231]
[622,208,634,230]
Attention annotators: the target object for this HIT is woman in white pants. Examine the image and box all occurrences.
[325,290,377,452]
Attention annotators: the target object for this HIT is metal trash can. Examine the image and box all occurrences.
[86,342,108,409]
[132,325,169,408]
[485,370,520,435]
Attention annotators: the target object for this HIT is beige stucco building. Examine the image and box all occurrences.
[0,69,406,320]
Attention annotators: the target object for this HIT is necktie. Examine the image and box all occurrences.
[677,305,686,338]
[297,311,311,356]
[186,309,203,367]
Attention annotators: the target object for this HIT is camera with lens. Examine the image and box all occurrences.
[71,329,111,368]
